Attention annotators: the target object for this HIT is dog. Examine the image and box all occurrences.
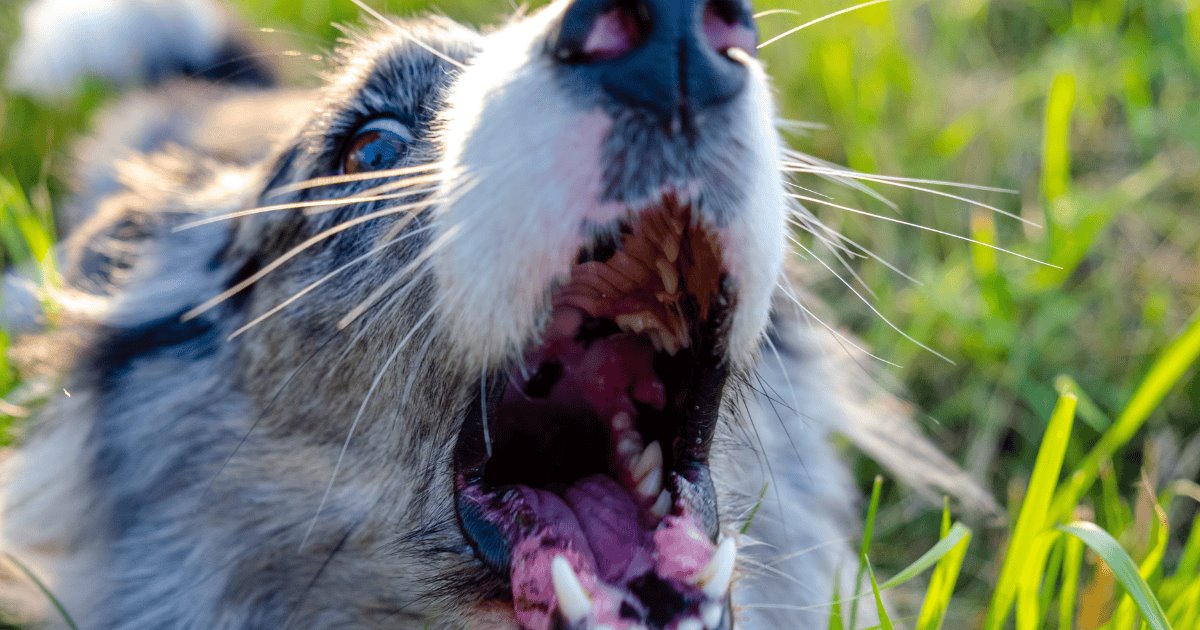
[0,0,995,627]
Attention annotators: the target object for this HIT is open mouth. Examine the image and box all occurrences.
[454,197,736,630]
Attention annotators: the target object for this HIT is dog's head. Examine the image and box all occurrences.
[195,2,785,627]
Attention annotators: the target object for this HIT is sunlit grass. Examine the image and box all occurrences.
[0,0,1197,627]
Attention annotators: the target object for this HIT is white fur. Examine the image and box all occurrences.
[6,0,228,98]
[433,4,789,371]
[433,5,613,368]
[716,62,789,367]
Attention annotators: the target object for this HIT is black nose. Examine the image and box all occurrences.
[553,0,757,128]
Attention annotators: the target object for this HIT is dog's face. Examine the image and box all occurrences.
[217,1,786,627]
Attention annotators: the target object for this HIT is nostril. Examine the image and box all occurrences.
[702,0,757,58]
[556,0,652,64]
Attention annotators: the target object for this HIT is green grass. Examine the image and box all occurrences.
[1,0,1198,627]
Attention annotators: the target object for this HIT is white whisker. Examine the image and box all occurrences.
[758,0,892,49]
[776,280,902,368]
[793,237,954,364]
[227,224,436,340]
[350,0,465,69]
[176,186,439,231]
[266,163,440,198]
[298,295,443,552]
[787,193,1059,268]
[183,199,433,321]
[784,161,1035,226]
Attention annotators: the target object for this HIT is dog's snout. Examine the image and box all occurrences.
[553,0,757,126]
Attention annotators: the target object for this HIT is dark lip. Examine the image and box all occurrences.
[451,257,737,581]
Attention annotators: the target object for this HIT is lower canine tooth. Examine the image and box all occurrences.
[677,619,703,630]
[702,602,723,629]
[651,489,672,518]
[695,537,737,599]
[632,441,662,481]
[636,465,663,498]
[551,556,592,624]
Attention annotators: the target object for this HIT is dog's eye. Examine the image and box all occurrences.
[341,118,413,174]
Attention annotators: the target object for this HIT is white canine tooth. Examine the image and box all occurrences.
[702,602,724,629]
[677,618,703,630]
[632,441,663,482]
[636,464,663,498]
[695,537,737,599]
[657,259,679,294]
[618,433,643,460]
[651,489,672,518]
[551,556,592,624]
[596,626,616,630]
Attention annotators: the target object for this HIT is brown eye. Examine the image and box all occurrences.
[340,118,414,174]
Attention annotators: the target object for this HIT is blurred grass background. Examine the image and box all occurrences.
[1,0,1198,627]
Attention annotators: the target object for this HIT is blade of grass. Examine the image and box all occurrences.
[850,475,884,630]
[915,502,971,630]
[878,522,972,590]
[1058,532,1085,630]
[865,557,894,630]
[2,552,78,630]
[985,389,1077,630]
[1111,488,1170,629]
[1052,310,1200,518]
[1058,521,1172,630]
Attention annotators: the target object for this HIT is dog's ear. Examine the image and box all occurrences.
[7,0,275,100]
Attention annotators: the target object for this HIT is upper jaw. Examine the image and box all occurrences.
[452,197,741,629]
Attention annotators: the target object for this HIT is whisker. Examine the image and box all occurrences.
[481,354,493,459]
[787,229,878,300]
[175,185,439,231]
[335,223,459,330]
[783,161,1019,194]
[793,238,954,364]
[784,152,899,210]
[776,280,902,368]
[758,0,892,49]
[787,193,1059,268]
[265,163,440,198]
[788,206,922,285]
[182,200,433,321]
[350,0,465,69]
[227,224,436,340]
[298,296,444,552]
[784,162,1036,226]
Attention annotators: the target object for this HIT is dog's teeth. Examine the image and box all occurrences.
[617,432,643,461]
[660,331,680,356]
[632,441,662,482]
[647,329,665,353]
[596,625,615,630]
[695,537,736,599]
[615,312,648,334]
[662,238,680,263]
[636,463,663,498]
[651,489,672,518]
[656,259,679,294]
[551,556,591,624]
[702,602,724,629]
[611,411,633,432]
[677,618,703,630]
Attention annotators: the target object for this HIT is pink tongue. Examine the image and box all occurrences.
[508,475,652,629]
[564,475,655,583]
